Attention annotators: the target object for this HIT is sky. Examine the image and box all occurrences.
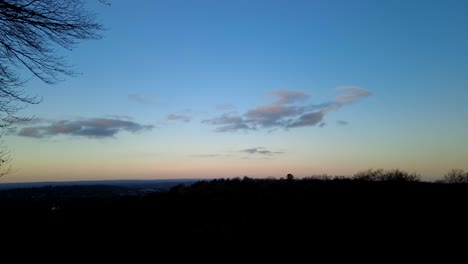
[2,0,468,182]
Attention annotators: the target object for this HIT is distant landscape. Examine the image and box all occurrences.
[1,169,467,241]
[0,179,199,191]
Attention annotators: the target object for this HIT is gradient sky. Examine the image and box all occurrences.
[3,0,468,183]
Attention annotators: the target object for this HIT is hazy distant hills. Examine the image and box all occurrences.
[0,179,200,202]
[0,179,200,191]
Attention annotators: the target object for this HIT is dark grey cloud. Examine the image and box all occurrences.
[319,122,327,128]
[128,94,154,105]
[241,147,284,156]
[204,87,371,132]
[288,111,324,128]
[167,113,191,122]
[17,118,153,139]
[337,120,349,126]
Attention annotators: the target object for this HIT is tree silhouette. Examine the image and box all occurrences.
[0,0,104,174]
[352,169,420,182]
[0,131,11,177]
[444,169,468,184]
[0,0,104,126]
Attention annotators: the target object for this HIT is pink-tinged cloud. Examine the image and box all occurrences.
[335,87,372,103]
[204,87,371,132]
[269,89,309,105]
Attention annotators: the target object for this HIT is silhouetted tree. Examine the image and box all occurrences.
[286,174,294,181]
[0,132,11,177]
[0,0,104,125]
[444,169,468,184]
[0,0,104,174]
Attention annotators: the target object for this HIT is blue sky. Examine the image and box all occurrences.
[3,0,468,182]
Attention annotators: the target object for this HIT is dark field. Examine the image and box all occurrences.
[1,177,467,244]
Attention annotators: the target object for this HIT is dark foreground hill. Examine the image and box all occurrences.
[1,177,467,247]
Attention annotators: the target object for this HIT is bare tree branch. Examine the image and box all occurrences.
[0,0,104,175]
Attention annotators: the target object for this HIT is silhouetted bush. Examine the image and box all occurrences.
[444,169,468,184]
[353,169,420,182]
[352,169,384,181]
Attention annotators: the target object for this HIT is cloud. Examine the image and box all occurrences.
[337,120,349,126]
[128,94,153,105]
[167,113,191,122]
[190,154,220,158]
[16,118,153,139]
[245,105,304,127]
[288,111,324,128]
[331,86,372,110]
[106,114,133,120]
[190,148,282,160]
[216,102,234,110]
[335,87,372,101]
[15,117,49,125]
[204,87,371,132]
[203,113,252,132]
[269,90,309,105]
[240,147,284,156]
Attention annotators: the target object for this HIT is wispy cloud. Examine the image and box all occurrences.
[16,118,153,139]
[325,86,372,111]
[337,120,349,126]
[191,147,284,159]
[128,94,154,105]
[190,154,221,158]
[241,147,284,156]
[216,102,234,110]
[106,114,133,120]
[14,117,49,126]
[335,87,372,103]
[167,113,192,122]
[204,87,371,132]
[202,113,252,132]
[269,90,309,105]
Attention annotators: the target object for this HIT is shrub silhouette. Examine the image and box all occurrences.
[444,169,468,184]
[352,169,384,181]
[353,169,420,182]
